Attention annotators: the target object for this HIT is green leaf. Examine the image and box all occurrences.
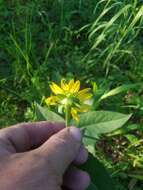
[98,84,140,102]
[125,134,139,144]
[78,111,132,146]
[35,103,64,122]
[107,124,140,136]
[81,153,115,190]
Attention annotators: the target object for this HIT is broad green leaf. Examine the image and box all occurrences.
[107,124,140,136]
[98,84,139,102]
[81,153,115,190]
[35,103,64,122]
[125,134,139,144]
[78,111,132,146]
[79,111,132,135]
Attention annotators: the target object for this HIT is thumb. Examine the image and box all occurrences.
[38,126,82,174]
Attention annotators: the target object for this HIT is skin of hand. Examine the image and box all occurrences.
[0,122,90,190]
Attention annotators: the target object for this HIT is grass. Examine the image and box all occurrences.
[0,0,143,189]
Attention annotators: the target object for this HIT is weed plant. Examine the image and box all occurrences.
[0,0,143,189]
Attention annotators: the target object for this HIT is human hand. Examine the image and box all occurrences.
[0,122,90,190]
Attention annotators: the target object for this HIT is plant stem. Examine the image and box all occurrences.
[65,105,70,127]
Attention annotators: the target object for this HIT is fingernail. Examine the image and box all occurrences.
[69,126,82,142]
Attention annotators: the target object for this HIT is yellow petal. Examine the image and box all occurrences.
[78,92,93,101]
[70,80,80,93]
[77,104,91,112]
[49,82,64,95]
[78,88,91,96]
[45,96,57,105]
[61,79,69,91]
[77,88,91,100]
[71,107,79,121]
[68,79,74,89]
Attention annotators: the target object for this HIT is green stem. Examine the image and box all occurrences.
[65,105,70,127]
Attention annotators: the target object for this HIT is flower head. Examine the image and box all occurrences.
[45,79,93,124]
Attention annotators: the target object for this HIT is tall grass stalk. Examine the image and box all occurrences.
[82,0,143,75]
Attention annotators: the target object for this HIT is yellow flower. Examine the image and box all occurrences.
[45,96,58,105]
[45,79,93,122]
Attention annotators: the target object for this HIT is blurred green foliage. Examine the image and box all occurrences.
[0,0,143,189]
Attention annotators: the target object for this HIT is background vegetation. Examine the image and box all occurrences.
[0,0,143,189]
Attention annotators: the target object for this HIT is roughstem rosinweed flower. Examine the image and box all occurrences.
[45,79,93,127]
